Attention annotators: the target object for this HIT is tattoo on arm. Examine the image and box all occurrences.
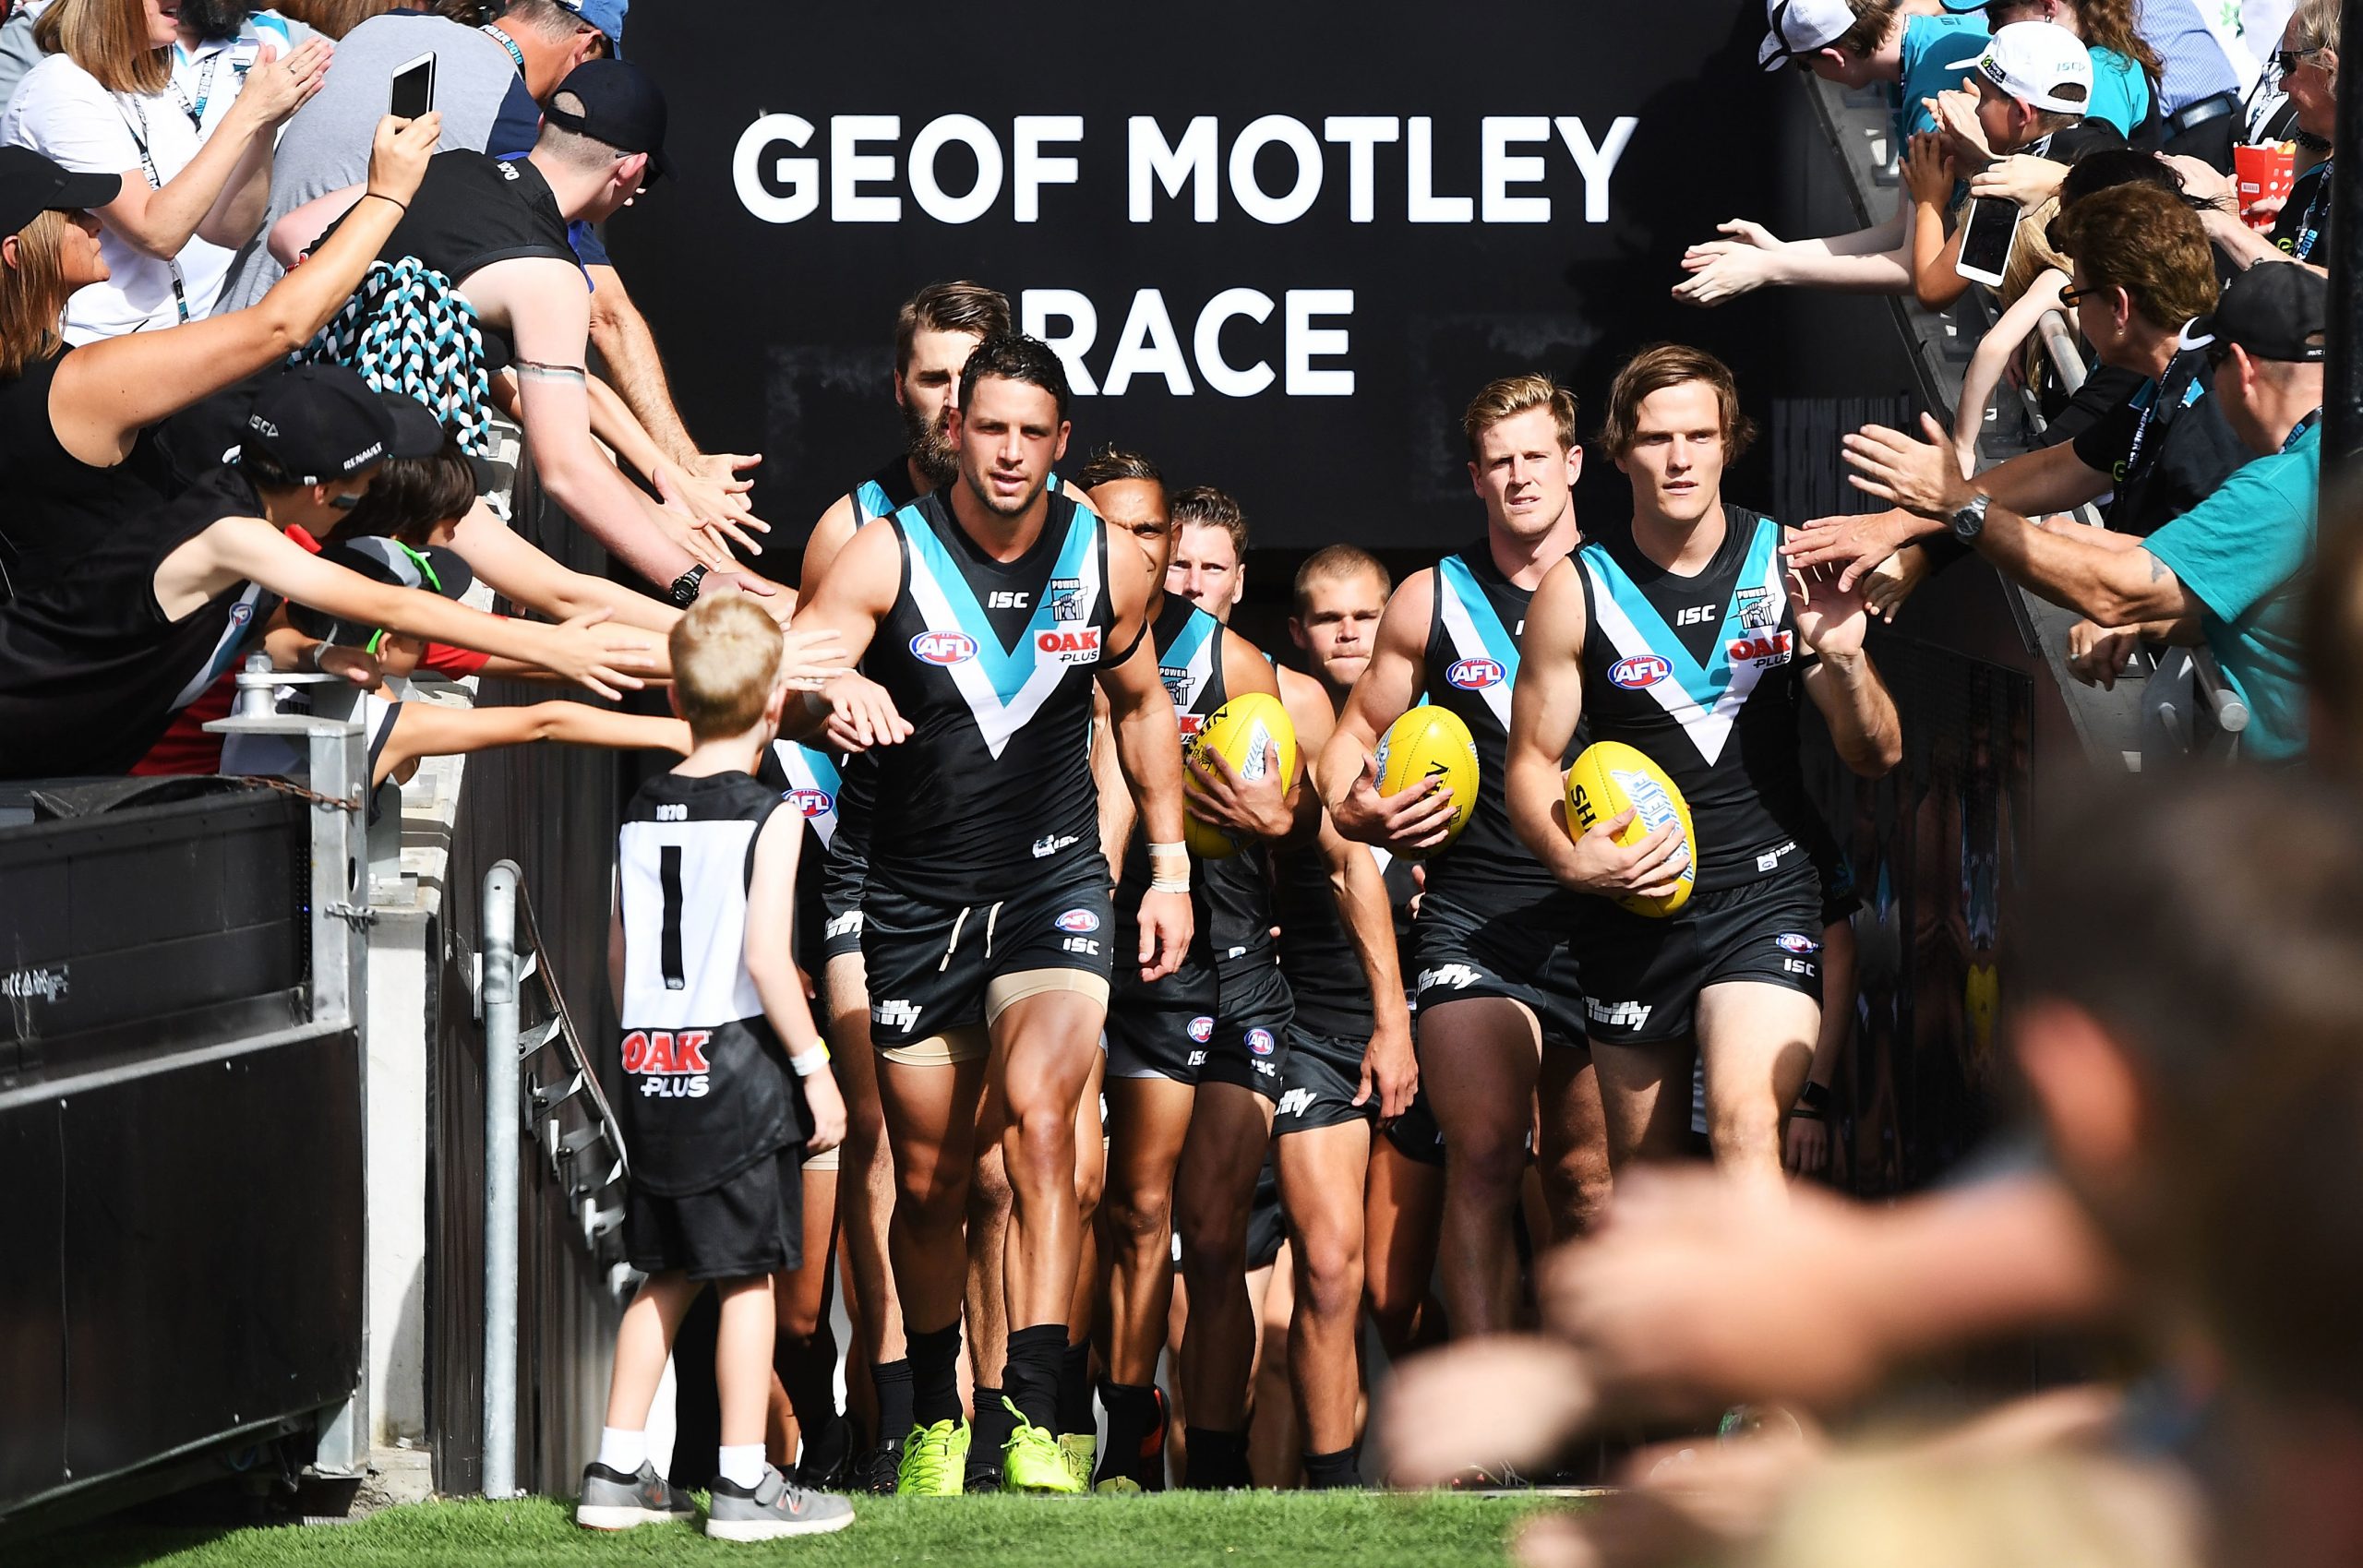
[2146,552,2167,583]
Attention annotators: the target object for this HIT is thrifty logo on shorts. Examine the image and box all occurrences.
[1277,1087,1317,1118]
[1417,964,1481,993]
[873,999,923,1030]
[1585,999,1652,1030]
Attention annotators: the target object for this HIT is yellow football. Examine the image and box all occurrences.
[1564,739,1697,918]
[1373,705,1479,862]
[1184,691,1300,860]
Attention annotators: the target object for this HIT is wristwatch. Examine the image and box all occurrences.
[1947,491,1991,545]
[1793,1080,1832,1121]
[668,562,709,606]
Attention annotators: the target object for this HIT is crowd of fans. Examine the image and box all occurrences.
[0,0,2355,1562]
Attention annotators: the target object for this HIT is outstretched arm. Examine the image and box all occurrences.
[376,699,690,784]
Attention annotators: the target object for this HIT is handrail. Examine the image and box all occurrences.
[2191,648,2251,735]
[2036,309,2086,396]
[481,862,522,1502]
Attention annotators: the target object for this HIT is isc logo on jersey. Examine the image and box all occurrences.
[622,1029,712,1098]
[1038,627,1101,664]
[911,629,978,665]
[1609,654,1671,690]
[784,788,833,819]
[1445,657,1504,689]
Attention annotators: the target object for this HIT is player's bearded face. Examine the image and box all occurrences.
[902,392,960,488]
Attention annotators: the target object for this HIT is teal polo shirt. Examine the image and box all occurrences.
[1895,14,1990,142]
[2145,422,2320,760]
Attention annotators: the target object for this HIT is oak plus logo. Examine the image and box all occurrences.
[622,1029,714,1099]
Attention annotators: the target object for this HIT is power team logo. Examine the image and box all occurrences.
[1445,657,1504,689]
[910,629,977,665]
[1608,654,1670,690]
[1246,1027,1276,1057]
[1055,908,1102,934]
[1049,577,1086,622]
[622,1029,713,1098]
[1186,1015,1215,1044]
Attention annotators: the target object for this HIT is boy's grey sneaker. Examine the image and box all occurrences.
[575,1460,697,1530]
[706,1465,856,1541]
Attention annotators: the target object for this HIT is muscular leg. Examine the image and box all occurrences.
[1174,1082,1275,1449]
[1537,1045,1612,1242]
[991,989,1110,1430]
[1276,1120,1373,1471]
[966,1083,1013,1409]
[826,953,906,1450]
[1696,981,1817,1203]
[1362,1139,1445,1357]
[877,1049,989,1426]
[1100,1076,1197,1386]
[1418,997,1541,1338]
[1589,1036,1697,1173]
[1245,1247,1299,1488]
[1063,1058,1108,1444]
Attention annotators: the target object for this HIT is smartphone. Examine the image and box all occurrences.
[1954,196,2020,288]
[390,52,436,120]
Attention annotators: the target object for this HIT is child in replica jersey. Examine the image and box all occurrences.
[577,595,854,1541]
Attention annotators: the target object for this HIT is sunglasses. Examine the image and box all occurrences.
[2271,47,2322,82]
[2057,282,2107,308]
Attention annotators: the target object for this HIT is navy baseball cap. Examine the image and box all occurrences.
[0,147,118,237]
[554,0,627,52]
[245,365,444,486]
[544,60,669,181]
[2180,262,2328,365]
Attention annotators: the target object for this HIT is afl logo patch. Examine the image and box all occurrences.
[910,629,977,665]
[1247,1027,1276,1056]
[1187,1015,1215,1044]
[1609,654,1671,689]
[785,788,833,819]
[228,602,256,628]
[1055,908,1102,934]
[1776,933,1821,954]
[1446,657,1504,689]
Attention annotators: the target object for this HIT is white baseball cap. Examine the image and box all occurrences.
[1758,0,1857,70]
[1946,21,2095,115]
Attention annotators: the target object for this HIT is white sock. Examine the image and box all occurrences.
[596,1426,646,1475]
[717,1443,766,1490]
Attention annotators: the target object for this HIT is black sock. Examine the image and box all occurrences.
[972,1384,1017,1459]
[775,1322,842,1433]
[870,1358,914,1448]
[1302,1446,1361,1490]
[908,1323,963,1429]
[1002,1323,1067,1431]
[1055,1339,1096,1438]
[1097,1382,1165,1487]
[1183,1427,1249,1490]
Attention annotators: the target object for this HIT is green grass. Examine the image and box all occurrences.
[19,1490,1565,1568]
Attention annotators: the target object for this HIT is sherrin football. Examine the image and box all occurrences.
[1565,739,1697,918]
[1373,705,1479,862]
[1184,691,1300,860]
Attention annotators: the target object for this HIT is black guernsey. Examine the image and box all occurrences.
[1275,840,1374,1038]
[1574,506,1816,894]
[864,487,1119,905]
[1117,592,1225,950]
[1420,541,1579,908]
[823,454,929,882]
[0,464,277,778]
[616,770,809,1196]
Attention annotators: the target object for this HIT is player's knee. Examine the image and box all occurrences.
[1074,1161,1106,1220]
[1005,1101,1076,1190]
[1295,1232,1362,1320]
[1176,1204,1246,1278]
[1105,1184,1173,1251]
[1450,1127,1529,1196]
[1709,1098,1784,1162]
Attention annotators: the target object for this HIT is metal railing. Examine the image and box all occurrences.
[475,856,630,1499]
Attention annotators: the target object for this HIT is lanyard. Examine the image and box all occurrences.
[2284,409,2322,453]
[481,23,527,78]
[111,95,190,327]
[2122,352,2202,482]
[169,50,222,131]
[2292,162,2331,261]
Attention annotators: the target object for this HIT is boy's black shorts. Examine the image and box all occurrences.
[626,1145,805,1282]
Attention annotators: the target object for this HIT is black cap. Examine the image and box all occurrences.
[2180,263,2328,365]
[245,364,444,486]
[543,60,670,182]
[289,536,476,645]
[0,147,120,237]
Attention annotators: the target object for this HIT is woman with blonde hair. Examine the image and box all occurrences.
[1,0,330,341]
[0,110,438,589]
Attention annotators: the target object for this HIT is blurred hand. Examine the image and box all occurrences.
[774,627,845,691]
[656,462,770,557]
[1790,564,1871,662]
[1842,413,1978,525]
[1780,507,1918,593]
[1541,1167,1886,1420]
[2066,620,2143,688]
[803,1069,846,1155]
[686,450,762,485]
[821,672,912,752]
[2161,152,2236,210]
[1901,132,1956,206]
[1784,1112,1830,1174]
[1377,1335,1598,1488]
[1673,221,1787,307]
[1861,545,1933,624]
[536,608,657,700]
[1514,1423,1825,1568]
[1928,83,1994,169]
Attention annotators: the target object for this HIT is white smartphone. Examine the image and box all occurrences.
[390,52,436,120]
[1953,196,2020,288]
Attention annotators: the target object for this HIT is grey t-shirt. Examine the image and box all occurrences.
[215,12,532,313]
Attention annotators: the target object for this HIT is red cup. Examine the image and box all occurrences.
[2236,142,2297,233]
